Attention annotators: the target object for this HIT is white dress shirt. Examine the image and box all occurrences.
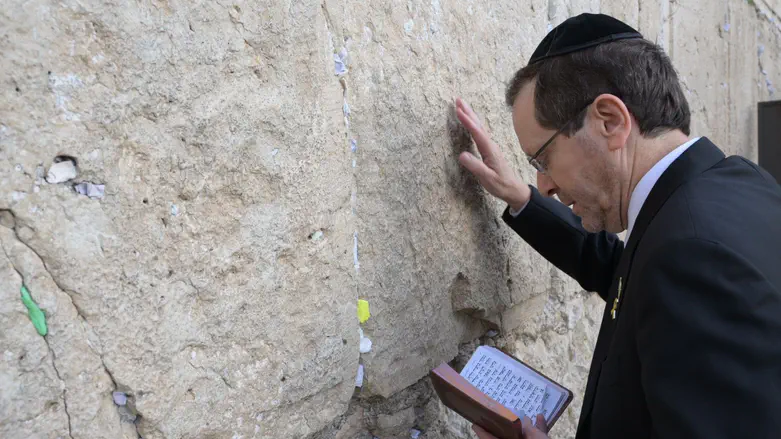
[509,137,702,241]
[625,136,700,239]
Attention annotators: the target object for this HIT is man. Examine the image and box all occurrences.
[457,13,781,439]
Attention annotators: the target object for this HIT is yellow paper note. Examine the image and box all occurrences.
[357,299,370,323]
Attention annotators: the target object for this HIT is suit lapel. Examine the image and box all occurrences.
[575,137,725,438]
[621,137,725,261]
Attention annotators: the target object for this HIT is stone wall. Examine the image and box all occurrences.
[1,1,778,438]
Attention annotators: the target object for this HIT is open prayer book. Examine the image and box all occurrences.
[430,346,572,439]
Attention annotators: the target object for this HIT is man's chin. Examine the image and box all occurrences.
[582,222,603,233]
[580,215,608,233]
[579,208,624,234]
[599,218,627,234]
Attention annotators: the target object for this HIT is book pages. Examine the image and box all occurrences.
[460,346,567,422]
[460,346,547,419]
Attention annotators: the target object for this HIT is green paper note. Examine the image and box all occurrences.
[20,285,47,336]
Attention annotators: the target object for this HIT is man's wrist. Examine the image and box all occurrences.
[507,184,531,212]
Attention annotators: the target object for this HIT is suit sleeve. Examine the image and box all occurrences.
[502,186,624,301]
[635,238,781,438]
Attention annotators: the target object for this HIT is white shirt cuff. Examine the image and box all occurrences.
[508,199,530,217]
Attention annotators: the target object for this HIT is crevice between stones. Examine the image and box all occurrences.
[758,56,774,97]
[308,373,442,438]
[750,0,781,33]
[321,2,337,39]
[320,10,366,438]
[102,360,143,438]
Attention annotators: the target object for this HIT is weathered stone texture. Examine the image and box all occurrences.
[2,1,356,437]
[1,1,779,438]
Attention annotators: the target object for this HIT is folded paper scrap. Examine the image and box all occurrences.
[334,47,348,76]
[355,364,364,387]
[358,328,372,353]
[74,182,105,199]
[357,299,370,323]
[20,285,47,336]
[113,392,128,406]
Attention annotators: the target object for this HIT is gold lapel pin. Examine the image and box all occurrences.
[611,277,623,320]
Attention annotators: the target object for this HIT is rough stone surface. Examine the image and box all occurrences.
[2,1,356,437]
[1,1,779,438]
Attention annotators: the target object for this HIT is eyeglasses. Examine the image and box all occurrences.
[526,102,592,174]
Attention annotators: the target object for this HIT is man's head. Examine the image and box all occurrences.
[506,15,691,233]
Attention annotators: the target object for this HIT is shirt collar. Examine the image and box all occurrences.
[626,136,701,239]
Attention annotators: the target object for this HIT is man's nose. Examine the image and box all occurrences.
[537,172,559,198]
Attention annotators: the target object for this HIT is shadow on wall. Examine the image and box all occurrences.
[445,103,483,207]
[444,104,511,327]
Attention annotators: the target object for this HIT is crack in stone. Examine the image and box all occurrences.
[0,231,74,439]
[758,56,775,96]
[132,416,143,438]
[92,333,143,438]
[0,210,91,324]
[317,11,366,421]
[321,2,337,40]
[188,360,235,389]
[759,0,781,23]
[219,373,235,389]
[44,337,75,439]
[320,0,363,301]
[750,0,781,33]
[216,0,261,36]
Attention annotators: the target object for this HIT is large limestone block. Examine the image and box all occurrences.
[321,0,577,398]
[1,1,357,437]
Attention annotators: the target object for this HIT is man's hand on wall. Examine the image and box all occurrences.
[471,414,550,439]
[455,98,531,211]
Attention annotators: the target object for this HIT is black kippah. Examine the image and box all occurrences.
[528,13,643,65]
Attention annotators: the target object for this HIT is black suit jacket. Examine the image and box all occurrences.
[503,138,781,438]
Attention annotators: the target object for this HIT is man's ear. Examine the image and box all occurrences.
[591,94,632,151]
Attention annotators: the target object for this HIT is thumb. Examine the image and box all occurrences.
[521,415,548,438]
[521,416,534,436]
[535,414,549,434]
